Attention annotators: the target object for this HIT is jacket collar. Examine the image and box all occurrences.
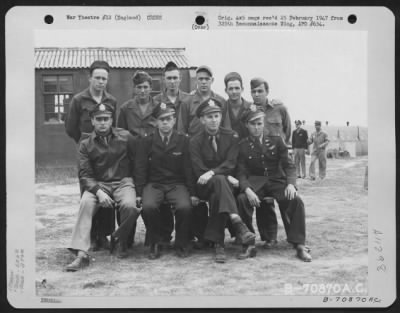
[126,96,156,119]
[81,87,114,103]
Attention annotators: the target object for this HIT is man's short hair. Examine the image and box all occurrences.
[250,77,269,92]
[163,61,179,74]
[89,60,110,75]
[132,71,153,86]
[224,72,243,87]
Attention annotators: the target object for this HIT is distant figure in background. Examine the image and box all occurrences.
[292,120,308,179]
[308,121,330,180]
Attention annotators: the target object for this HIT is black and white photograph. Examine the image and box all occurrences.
[5,6,396,308]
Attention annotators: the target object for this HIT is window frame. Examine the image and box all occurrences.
[42,74,74,124]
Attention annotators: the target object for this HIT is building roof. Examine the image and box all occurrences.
[34,47,192,69]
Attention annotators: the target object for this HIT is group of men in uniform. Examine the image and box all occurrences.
[64,60,312,272]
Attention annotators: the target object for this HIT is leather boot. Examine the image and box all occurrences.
[232,220,256,245]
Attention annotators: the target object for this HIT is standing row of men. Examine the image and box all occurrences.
[64,60,312,271]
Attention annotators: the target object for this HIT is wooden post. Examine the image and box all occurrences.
[364,166,368,190]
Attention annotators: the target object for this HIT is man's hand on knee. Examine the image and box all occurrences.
[245,188,261,208]
[197,171,215,185]
[96,189,115,208]
[284,184,297,200]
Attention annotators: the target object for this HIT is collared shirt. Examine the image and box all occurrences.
[78,128,136,195]
[178,90,226,136]
[159,130,173,145]
[65,88,117,143]
[189,127,239,178]
[222,97,252,139]
[153,90,191,130]
[309,130,329,151]
[292,127,309,149]
[258,99,291,145]
[117,96,157,138]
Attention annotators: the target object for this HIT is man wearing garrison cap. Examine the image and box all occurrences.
[65,60,117,251]
[135,102,198,259]
[221,72,252,139]
[118,70,158,138]
[292,120,309,179]
[189,98,255,263]
[250,77,292,145]
[65,102,140,271]
[236,105,312,262]
[307,120,329,180]
[178,65,226,136]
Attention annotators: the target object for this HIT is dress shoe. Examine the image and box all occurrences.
[176,246,190,258]
[109,235,117,254]
[148,244,161,260]
[296,245,312,262]
[65,255,89,272]
[263,239,278,249]
[237,245,257,260]
[297,175,301,178]
[214,244,226,263]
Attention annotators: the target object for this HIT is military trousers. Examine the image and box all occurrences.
[294,148,307,178]
[197,175,239,244]
[309,149,327,179]
[237,176,306,245]
[141,183,192,248]
[69,177,140,253]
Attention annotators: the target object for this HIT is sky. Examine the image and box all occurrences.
[36,29,367,126]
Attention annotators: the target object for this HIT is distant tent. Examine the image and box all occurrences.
[302,125,368,157]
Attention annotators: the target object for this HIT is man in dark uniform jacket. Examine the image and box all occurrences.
[178,65,227,246]
[151,61,193,247]
[189,98,256,263]
[118,70,173,247]
[292,120,309,178]
[65,60,117,251]
[65,103,140,271]
[135,103,198,259]
[236,106,312,262]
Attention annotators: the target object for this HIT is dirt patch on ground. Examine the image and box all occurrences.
[36,156,368,297]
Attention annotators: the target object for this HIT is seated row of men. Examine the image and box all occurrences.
[65,97,311,272]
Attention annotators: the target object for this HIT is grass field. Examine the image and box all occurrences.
[35,156,368,297]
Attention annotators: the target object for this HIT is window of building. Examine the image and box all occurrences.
[151,77,161,96]
[43,75,73,123]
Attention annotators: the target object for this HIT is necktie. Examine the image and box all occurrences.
[163,136,168,146]
[101,136,108,145]
[210,135,218,153]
